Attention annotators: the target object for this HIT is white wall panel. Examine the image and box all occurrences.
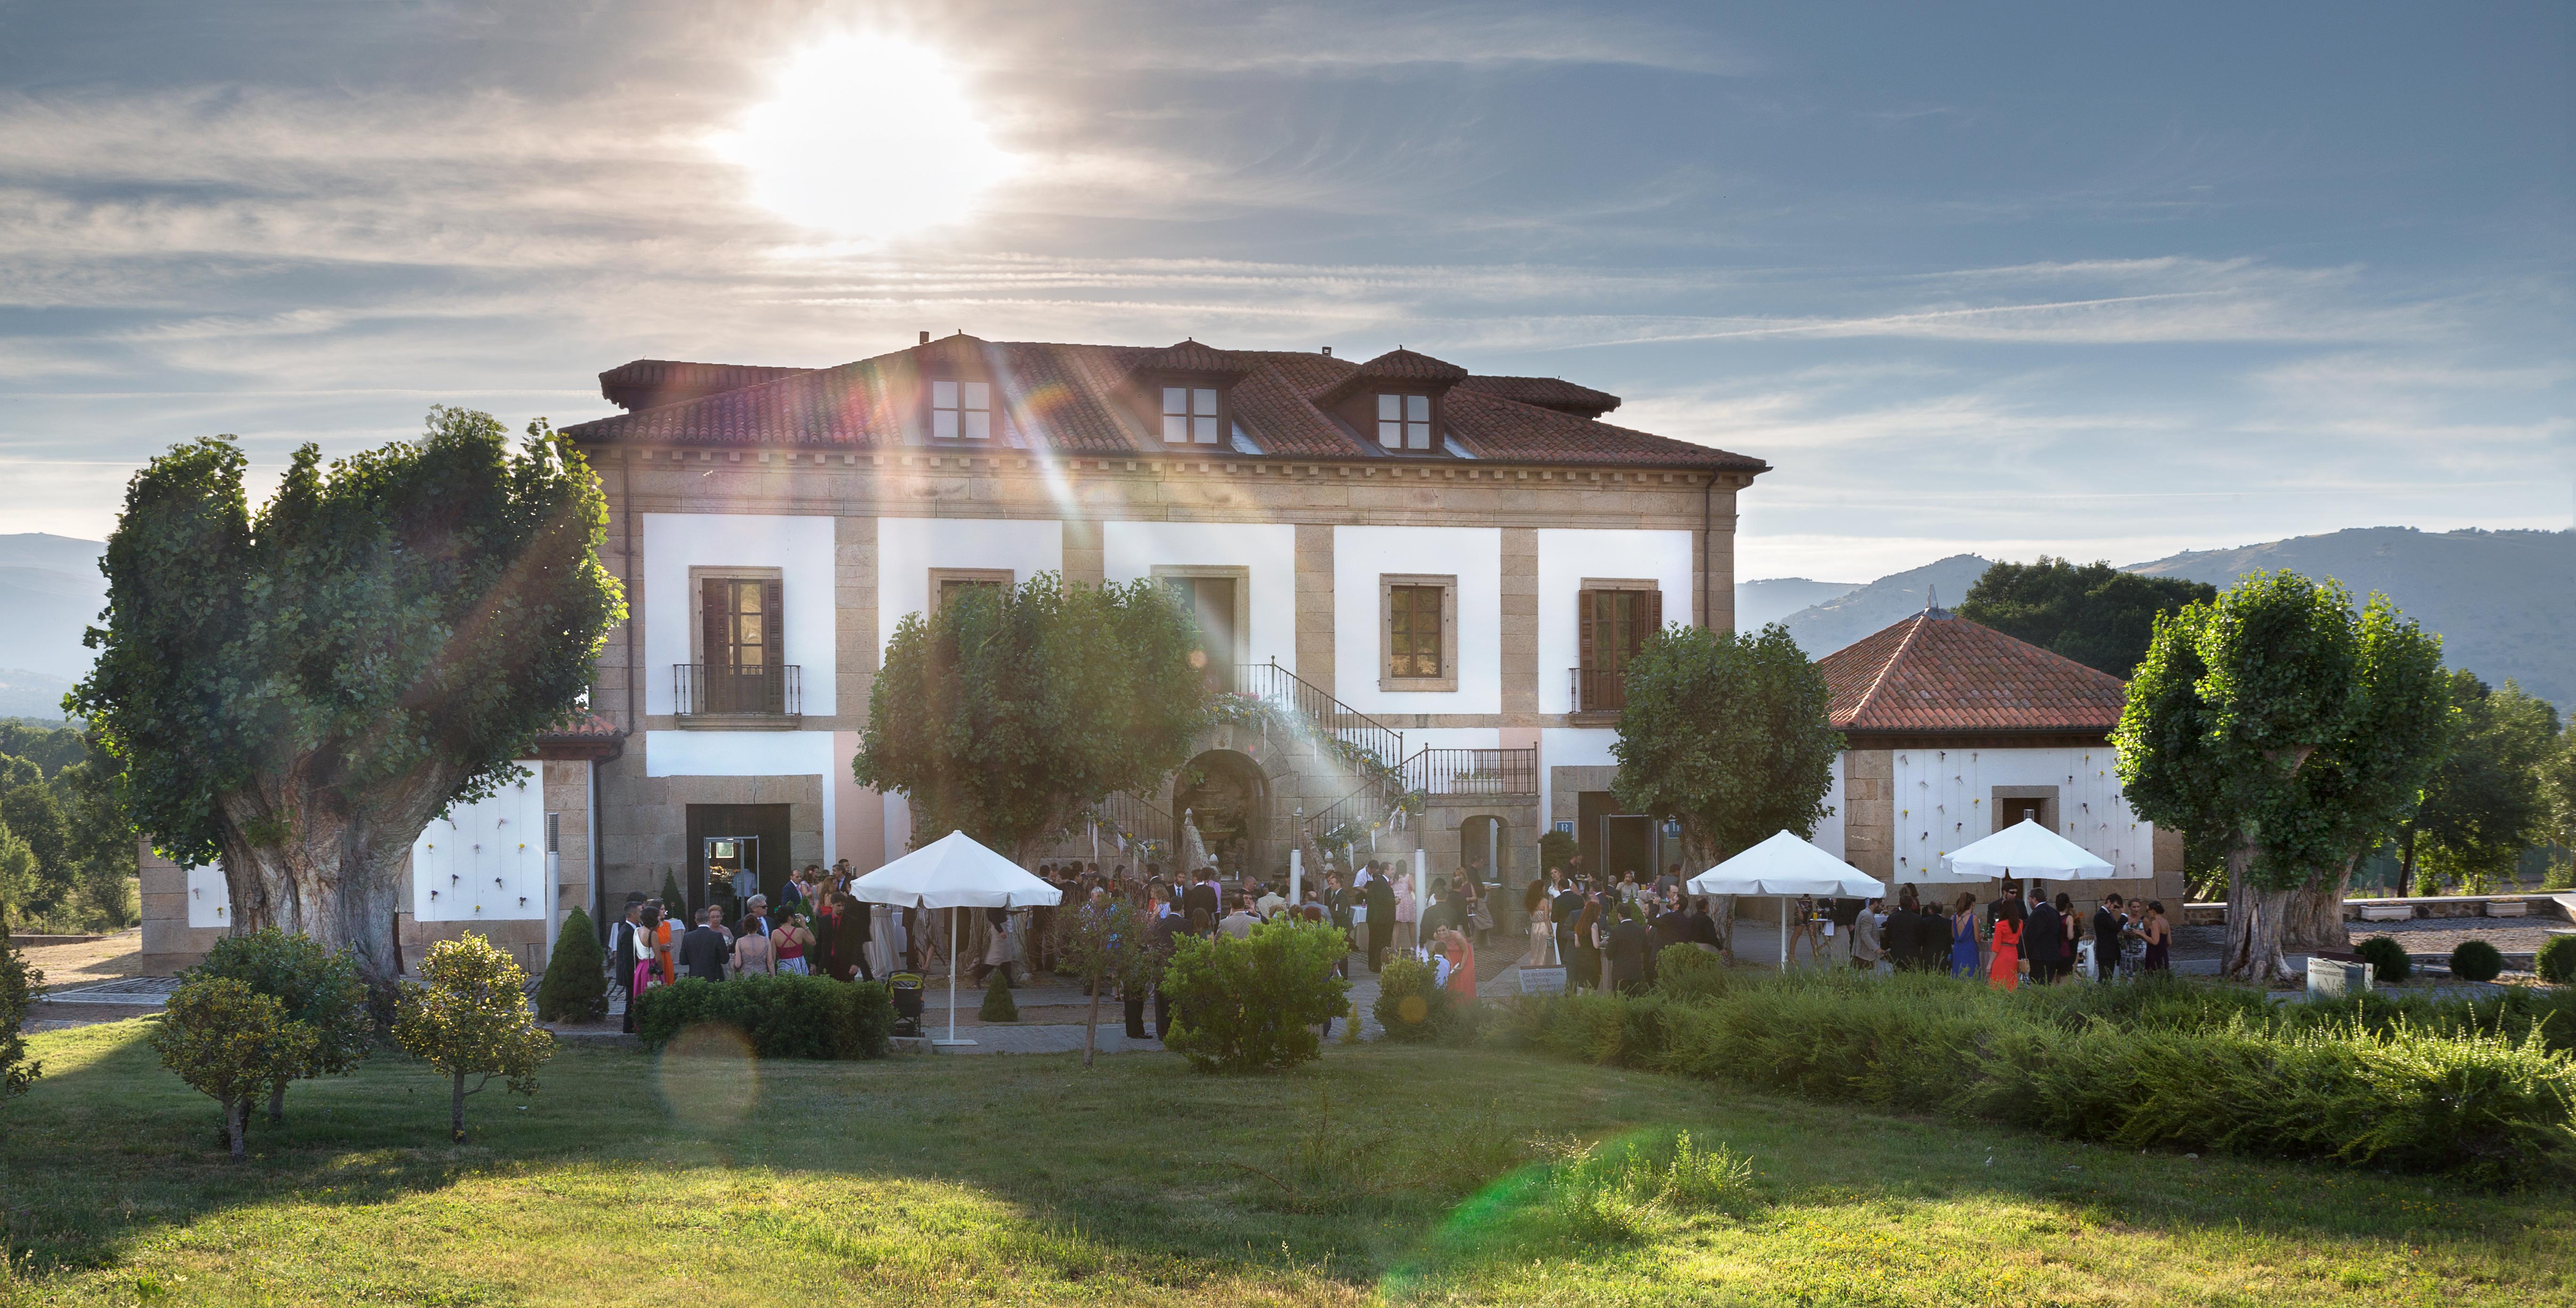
[641,513,837,717]
[412,762,547,923]
[1102,521,1297,672]
[1332,525,1501,714]
[185,860,230,929]
[876,517,1063,655]
[1884,744,2151,882]
[1536,529,1696,714]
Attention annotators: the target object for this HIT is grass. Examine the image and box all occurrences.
[0,1018,2568,1306]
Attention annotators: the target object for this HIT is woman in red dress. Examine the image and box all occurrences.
[1988,897,2025,991]
[1438,925,1477,1003]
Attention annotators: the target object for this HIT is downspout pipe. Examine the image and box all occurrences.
[1700,473,1713,633]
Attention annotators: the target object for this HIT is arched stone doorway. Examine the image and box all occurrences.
[1172,750,1272,877]
[1459,814,1507,889]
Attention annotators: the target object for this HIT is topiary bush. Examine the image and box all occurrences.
[2537,934,2576,986]
[633,974,893,1060]
[2448,939,2504,984]
[978,969,1018,1022]
[1371,953,1457,1042]
[2356,935,2412,985]
[1159,919,1350,1072]
[535,907,608,1022]
[0,909,44,1101]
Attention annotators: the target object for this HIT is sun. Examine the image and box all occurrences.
[712,33,1018,242]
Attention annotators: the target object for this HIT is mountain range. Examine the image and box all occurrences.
[1742,526,2574,710]
[0,533,105,720]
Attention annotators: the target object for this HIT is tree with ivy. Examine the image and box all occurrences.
[194,927,373,1126]
[70,409,624,1011]
[856,574,1211,863]
[1958,557,2218,678]
[2115,573,2453,981]
[2398,672,2558,895]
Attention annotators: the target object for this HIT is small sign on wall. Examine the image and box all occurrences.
[1518,966,1568,995]
[1554,820,1574,835]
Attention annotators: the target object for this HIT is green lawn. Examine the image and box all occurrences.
[1,1018,2569,1306]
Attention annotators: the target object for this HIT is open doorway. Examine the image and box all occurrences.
[684,803,789,918]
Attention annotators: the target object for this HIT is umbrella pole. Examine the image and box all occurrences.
[934,906,976,1048]
[1779,897,1787,972]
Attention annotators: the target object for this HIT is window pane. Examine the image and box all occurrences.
[932,379,958,410]
[1163,387,1187,417]
[1193,414,1218,443]
[1406,394,1430,421]
[1378,420,1402,448]
[962,381,988,411]
[1378,393,1401,420]
[1390,585,1443,677]
[933,410,958,441]
[964,409,990,440]
[1193,388,1218,416]
[1407,420,1430,450]
[1163,414,1189,443]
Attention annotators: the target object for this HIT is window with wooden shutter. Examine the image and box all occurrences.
[687,571,789,715]
[1578,584,1660,712]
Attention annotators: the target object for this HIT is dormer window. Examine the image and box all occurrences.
[931,379,990,441]
[1377,394,1433,450]
[1163,386,1221,444]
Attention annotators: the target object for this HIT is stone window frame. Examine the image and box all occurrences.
[1379,572,1458,693]
[926,567,1015,617]
[1150,563,1253,670]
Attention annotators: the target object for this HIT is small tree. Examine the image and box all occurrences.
[154,977,318,1159]
[0,907,42,1101]
[71,410,625,1009]
[856,574,1211,863]
[394,934,555,1142]
[978,968,1018,1022]
[2400,673,2558,894]
[1159,919,1350,1073]
[1958,557,2216,678]
[534,906,608,1022]
[194,928,371,1125]
[1053,898,1165,1067]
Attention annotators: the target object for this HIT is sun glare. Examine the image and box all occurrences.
[713,33,1017,242]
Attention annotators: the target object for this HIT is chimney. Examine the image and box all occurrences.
[918,331,930,346]
[1321,345,1333,357]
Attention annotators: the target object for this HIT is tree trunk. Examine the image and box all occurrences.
[2280,859,2354,953]
[451,1071,468,1143]
[268,1078,287,1126]
[228,1095,248,1160]
[2218,843,2293,984]
[1083,979,1102,1068]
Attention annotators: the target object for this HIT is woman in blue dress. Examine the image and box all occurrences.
[1948,891,1981,978]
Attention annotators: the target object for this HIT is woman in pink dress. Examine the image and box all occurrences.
[1393,875,1420,955]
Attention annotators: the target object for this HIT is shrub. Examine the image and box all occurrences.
[2449,939,2505,984]
[979,969,1018,1022]
[1652,944,1731,1002]
[194,928,372,1125]
[535,907,608,1022]
[1159,919,1350,1073]
[394,935,555,1142]
[632,973,894,1060]
[2537,934,2576,986]
[0,910,43,1101]
[154,977,318,1159]
[2356,935,2412,985]
[1372,953,1458,1042]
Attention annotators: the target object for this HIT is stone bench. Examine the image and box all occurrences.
[2486,900,2529,918]
[2357,904,2415,922]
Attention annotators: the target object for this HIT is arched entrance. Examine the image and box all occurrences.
[1172,750,1271,878]
[1459,815,1507,889]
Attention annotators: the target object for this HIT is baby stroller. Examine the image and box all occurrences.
[889,972,926,1037]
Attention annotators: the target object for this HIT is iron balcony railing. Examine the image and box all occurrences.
[674,663,800,716]
[1404,747,1538,796]
[1572,665,1629,713]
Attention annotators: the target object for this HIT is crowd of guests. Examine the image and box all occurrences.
[1844,885,2172,988]
[1519,860,1728,995]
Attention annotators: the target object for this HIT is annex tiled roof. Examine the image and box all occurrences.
[598,360,813,412]
[1453,375,1620,418]
[536,711,628,743]
[1818,610,2131,734]
[559,337,1765,472]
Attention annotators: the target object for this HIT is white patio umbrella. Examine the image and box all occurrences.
[1937,819,2115,882]
[1687,831,1887,970]
[848,830,1062,1047]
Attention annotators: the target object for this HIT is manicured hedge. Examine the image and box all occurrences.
[1512,969,2576,1182]
[633,975,894,1060]
[2540,934,2576,986]
[2449,939,2504,983]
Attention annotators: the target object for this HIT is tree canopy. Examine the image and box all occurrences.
[71,409,623,998]
[855,574,1210,863]
[2403,672,2559,893]
[2114,572,2451,979]
[1610,623,1843,863]
[1958,557,2217,678]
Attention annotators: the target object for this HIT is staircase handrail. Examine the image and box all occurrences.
[1231,659,1405,773]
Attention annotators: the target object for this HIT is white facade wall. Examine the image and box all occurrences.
[640,513,837,717]
[875,517,1063,655]
[1102,521,1298,672]
[1535,529,1696,715]
[1873,744,2150,882]
[1332,525,1502,714]
[411,761,547,924]
[644,730,840,867]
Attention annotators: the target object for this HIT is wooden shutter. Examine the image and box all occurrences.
[700,578,726,670]
[1576,588,1599,710]
[763,580,784,663]
[1643,589,1663,649]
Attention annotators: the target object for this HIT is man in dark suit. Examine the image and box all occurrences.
[1551,874,1585,938]
[1182,872,1220,925]
[834,892,872,981]
[2026,891,2064,983]
[679,906,729,981]
[1647,896,1690,983]
[1883,896,1920,971]
[1364,871,1397,970]
[1149,887,1185,1041]
[609,897,647,1032]
[1688,897,1723,949]
[2091,894,2125,982]
[1606,902,1652,995]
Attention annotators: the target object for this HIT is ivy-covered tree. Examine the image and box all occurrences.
[856,574,1210,863]
[394,934,555,1142]
[1611,622,1843,866]
[194,928,373,1126]
[2115,573,2453,981]
[2400,672,2559,894]
[71,410,624,1008]
[1958,557,2217,678]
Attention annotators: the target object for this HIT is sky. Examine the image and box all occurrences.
[0,0,2568,581]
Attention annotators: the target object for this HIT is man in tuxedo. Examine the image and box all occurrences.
[2025,890,2065,983]
[1364,870,1397,970]
[679,906,730,981]
[1646,895,1691,985]
[609,897,647,1032]
[2091,894,2125,982]
[1551,873,1585,940]
[1182,871,1220,925]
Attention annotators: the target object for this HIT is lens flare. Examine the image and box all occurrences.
[712,33,1019,242]
[656,1022,757,1130]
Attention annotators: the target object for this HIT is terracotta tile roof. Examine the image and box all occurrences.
[1453,374,1620,418]
[1818,610,2131,734]
[599,359,814,412]
[536,711,628,743]
[558,338,1766,472]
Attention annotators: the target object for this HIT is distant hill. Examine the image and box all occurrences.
[0,533,106,681]
[1776,554,1995,657]
[0,668,75,721]
[1735,577,1860,632]
[2130,527,2575,710]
